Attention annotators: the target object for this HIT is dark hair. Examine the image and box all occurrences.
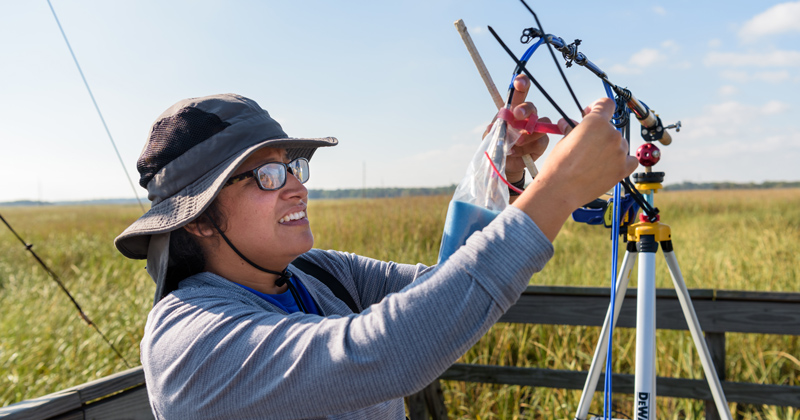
[163,200,226,294]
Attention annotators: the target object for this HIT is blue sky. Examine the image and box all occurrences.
[1,1,798,202]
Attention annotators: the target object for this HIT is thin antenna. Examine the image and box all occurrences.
[47,0,146,213]
[488,26,575,129]
[519,0,585,116]
[454,19,539,177]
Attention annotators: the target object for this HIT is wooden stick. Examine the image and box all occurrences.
[454,19,539,178]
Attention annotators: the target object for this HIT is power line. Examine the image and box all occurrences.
[47,0,146,213]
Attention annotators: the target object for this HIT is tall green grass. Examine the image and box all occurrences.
[0,205,151,405]
[1,189,798,419]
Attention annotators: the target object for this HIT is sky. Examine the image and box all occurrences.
[1,0,798,203]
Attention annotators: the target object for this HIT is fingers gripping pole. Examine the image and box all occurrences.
[455,19,539,178]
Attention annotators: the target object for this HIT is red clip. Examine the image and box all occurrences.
[639,213,660,223]
[497,108,563,135]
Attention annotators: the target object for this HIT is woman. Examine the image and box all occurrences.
[115,78,636,419]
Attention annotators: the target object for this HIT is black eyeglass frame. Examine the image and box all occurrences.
[224,157,310,191]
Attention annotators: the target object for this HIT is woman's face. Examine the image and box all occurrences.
[213,147,313,269]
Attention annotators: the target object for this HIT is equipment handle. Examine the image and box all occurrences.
[497,108,563,135]
[455,19,539,178]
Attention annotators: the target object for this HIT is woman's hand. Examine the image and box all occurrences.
[500,75,550,184]
[544,97,639,206]
[513,97,639,241]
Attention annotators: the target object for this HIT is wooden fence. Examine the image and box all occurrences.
[2,286,799,420]
[0,367,150,420]
[408,286,800,419]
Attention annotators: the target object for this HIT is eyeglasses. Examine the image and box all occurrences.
[224,158,310,191]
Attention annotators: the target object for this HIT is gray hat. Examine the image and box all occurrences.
[114,94,336,300]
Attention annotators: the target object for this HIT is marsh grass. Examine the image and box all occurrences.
[0,205,150,404]
[1,189,798,418]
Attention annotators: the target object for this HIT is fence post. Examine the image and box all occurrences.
[406,380,449,420]
[406,390,427,419]
[704,332,726,420]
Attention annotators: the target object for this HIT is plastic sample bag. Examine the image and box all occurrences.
[437,111,524,264]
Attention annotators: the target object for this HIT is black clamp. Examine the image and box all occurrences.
[640,115,667,143]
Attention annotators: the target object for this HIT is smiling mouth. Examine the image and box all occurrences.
[279,211,306,224]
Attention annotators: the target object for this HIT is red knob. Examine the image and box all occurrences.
[636,143,661,167]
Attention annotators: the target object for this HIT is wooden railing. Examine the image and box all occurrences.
[0,367,150,420]
[408,286,800,419]
[2,286,799,420]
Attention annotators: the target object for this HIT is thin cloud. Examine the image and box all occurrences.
[608,46,670,74]
[682,133,797,158]
[705,50,800,67]
[681,100,790,141]
[608,64,641,75]
[718,85,738,96]
[719,69,793,83]
[762,100,790,114]
[630,48,666,67]
[661,40,680,54]
[754,70,792,83]
[739,1,800,40]
[671,61,692,70]
[720,70,749,82]
[653,6,667,16]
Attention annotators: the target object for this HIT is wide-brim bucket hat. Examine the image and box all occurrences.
[114,93,336,301]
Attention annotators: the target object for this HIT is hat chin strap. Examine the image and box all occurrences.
[206,216,292,287]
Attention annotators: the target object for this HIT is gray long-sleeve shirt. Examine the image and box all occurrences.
[140,206,554,419]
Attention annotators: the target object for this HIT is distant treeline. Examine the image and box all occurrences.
[0,198,138,207]
[308,185,457,200]
[308,181,800,198]
[3,182,800,206]
[663,181,800,191]
[0,187,458,207]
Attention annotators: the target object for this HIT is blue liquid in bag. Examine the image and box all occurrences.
[438,200,500,264]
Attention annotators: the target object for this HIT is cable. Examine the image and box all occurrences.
[484,152,524,194]
[505,39,545,108]
[494,8,675,418]
[602,81,622,420]
[47,0,146,213]
[488,26,576,130]
[519,0,584,116]
[621,179,659,220]
[0,212,132,368]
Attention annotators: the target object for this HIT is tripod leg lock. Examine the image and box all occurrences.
[636,235,659,253]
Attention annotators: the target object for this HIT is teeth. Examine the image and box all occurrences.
[279,211,306,224]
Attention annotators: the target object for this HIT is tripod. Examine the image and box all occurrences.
[573,169,733,420]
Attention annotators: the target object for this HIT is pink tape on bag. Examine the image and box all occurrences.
[497,108,564,135]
